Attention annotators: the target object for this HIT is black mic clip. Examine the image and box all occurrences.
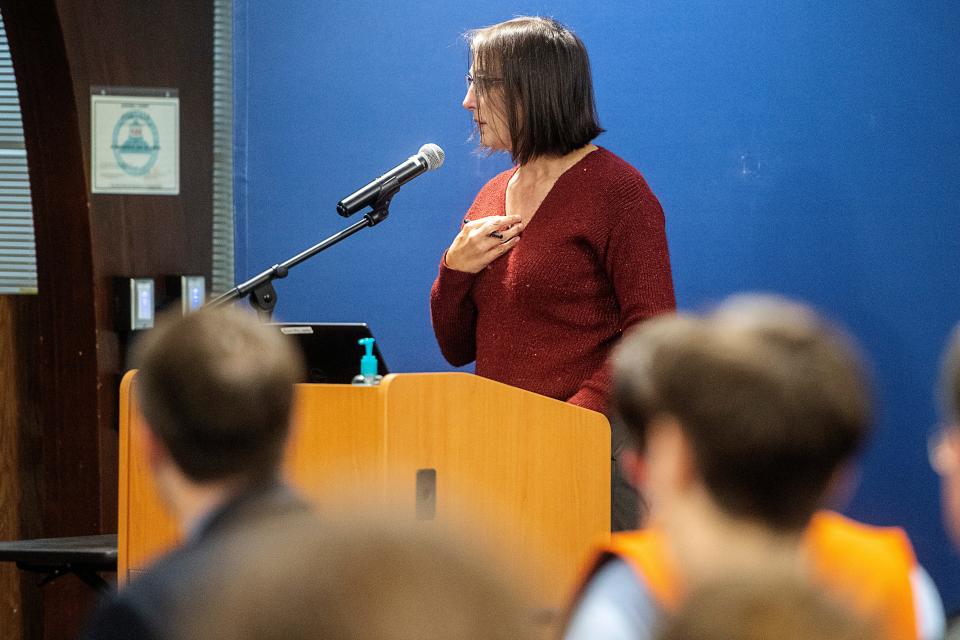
[363,176,399,227]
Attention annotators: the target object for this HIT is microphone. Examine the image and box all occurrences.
[337,143,445,217]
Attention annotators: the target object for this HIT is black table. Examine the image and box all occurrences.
[0,534,117,593]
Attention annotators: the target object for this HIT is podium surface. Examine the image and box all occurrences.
[119,371,610,604]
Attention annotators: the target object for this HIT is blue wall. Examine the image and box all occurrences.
[235,1,960,609]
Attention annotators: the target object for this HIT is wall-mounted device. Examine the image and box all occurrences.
[114,277,155,331]
[165,275,206,314]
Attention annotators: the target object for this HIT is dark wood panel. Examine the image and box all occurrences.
[0,294,44,638]
[0,0,215,637]
[1,3,101,636]
[14,294,43,640]
[54,3,215,541]
[1,0,101,533]
[0,297,25,639]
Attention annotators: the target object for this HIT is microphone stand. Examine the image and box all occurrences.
[207,180,398,320]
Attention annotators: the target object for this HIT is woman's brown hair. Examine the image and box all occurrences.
[469,16,604,165]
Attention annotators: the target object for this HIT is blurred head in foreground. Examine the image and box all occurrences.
[612,294,871,537]
[132,305,303,525]
[932,323,960,545]
[657,574,876,640]
[177,514,537,640]
[563,296,928,640]
[81,306,309,640]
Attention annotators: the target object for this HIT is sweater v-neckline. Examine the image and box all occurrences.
[502,146,602,226]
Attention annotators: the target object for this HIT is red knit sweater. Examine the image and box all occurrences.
[430,148,675,414]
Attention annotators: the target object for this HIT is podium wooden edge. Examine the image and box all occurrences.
[379,371,610,424]
[117,368,138,581]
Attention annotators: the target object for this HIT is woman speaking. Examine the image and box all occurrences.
[430,16,675,529]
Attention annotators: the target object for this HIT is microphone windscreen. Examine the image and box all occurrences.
[419,143,445,171]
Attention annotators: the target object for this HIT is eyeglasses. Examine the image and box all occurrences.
[465,72,503,87]
[928,426,960,476]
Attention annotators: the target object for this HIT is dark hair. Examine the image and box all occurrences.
[941,323,960,426]
[658,575,875,640]
[468,16,604,165]
[132,306,304,484]
[612,295,872,531]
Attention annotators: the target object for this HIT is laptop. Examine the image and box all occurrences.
[269,322,389,384]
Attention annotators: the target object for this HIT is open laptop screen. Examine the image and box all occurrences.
[269,323,389,384]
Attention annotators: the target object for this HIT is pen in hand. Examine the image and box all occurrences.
[463,217,505,240]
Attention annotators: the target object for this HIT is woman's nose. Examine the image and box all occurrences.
[462,83,476,111]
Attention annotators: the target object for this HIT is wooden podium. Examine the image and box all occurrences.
[118,370,610,604]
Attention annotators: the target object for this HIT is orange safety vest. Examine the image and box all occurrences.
[578,511,918,640]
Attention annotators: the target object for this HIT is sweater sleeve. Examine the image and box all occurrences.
[430,252,480,367]
[566,177,676,414]
[430,173,510,367]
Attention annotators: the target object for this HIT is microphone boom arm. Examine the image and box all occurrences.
[208,180,399,320]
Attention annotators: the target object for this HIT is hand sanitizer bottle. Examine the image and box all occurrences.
[351,337,383,386]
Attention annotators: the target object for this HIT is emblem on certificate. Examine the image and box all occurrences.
[91,87,179,195]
